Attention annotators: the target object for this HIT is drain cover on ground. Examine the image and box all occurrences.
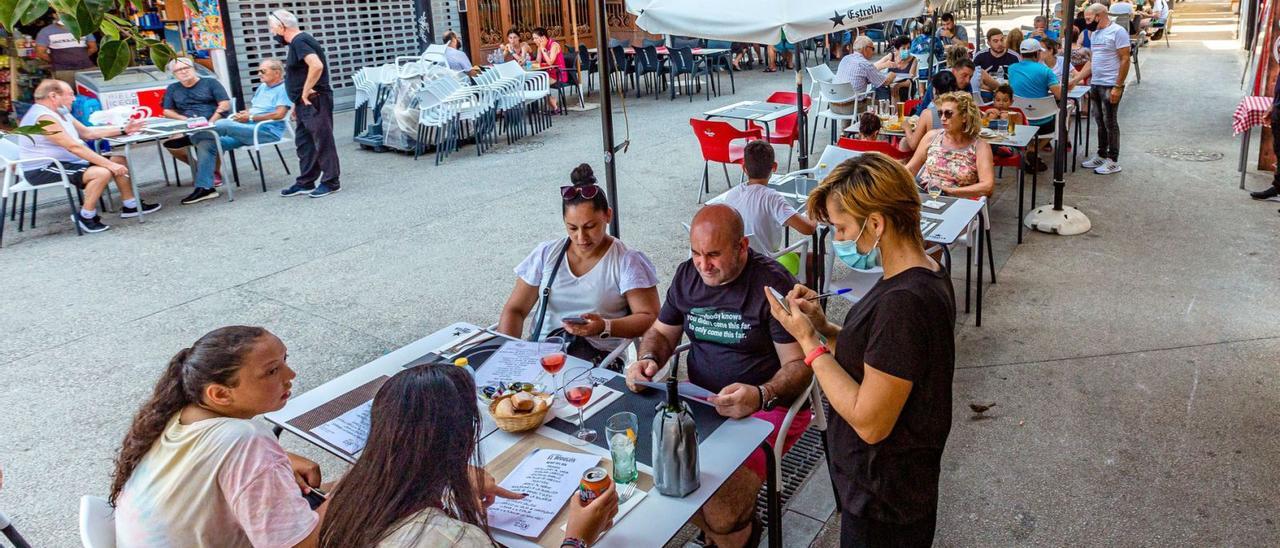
[1147,147,1223,162]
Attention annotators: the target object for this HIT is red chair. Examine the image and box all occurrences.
[752,91,813,171]
[689,118,764,203]
[903,98,922,117]
[836,137,912,162]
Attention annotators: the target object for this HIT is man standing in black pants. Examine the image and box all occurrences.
[1251,81,1280,201]
[271,9,341,198]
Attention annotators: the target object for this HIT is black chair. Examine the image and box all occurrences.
[703,40,736,96]
[608,45,636,93]
[634,46,668,98]
[577,44,599,94]
[558,49,584,110]
[669,47,710,102]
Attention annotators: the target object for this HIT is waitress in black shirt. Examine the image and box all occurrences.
[765,153,956,547]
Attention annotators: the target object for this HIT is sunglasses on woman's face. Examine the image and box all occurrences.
[938,109,957,119]
[561,185,600,200]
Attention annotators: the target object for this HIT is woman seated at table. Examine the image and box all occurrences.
[111,326,325,547]
[499,164,661,367]
[887,35,917,101]
[906,92,996,199]
[319,364,619,547]
[499,28,530,65]
[900,71,960,152]
[532,27,567,111]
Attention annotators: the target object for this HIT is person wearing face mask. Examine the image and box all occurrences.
[499,164,660,366]
[626,204,812,548]
[16,79,158,233]
[764,153,956,547]
[271,9,342,198]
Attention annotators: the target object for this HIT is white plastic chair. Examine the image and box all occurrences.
[0,137,84,246]
[780,145,861,184]
[1012,94,1072,159]
[242,106,296,193]
[805,64,835,115]
[423,44,449,66]
[79,495,115,548]
[811,81,869,152]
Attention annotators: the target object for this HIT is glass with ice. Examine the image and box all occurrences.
[606,412,639,491]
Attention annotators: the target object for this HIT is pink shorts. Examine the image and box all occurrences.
[743,407,813,481]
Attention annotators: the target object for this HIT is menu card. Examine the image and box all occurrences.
[487,449,600,538]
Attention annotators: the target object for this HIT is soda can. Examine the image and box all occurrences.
[579,467,612,503]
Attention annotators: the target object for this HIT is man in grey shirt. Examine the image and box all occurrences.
[161,57,232,205]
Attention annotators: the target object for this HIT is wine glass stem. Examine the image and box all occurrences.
[577,407,587,433]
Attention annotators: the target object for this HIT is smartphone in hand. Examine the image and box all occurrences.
[562,316,589,325]
[767,287,791,315]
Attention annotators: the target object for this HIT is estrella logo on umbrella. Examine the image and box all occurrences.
[829,5,885,27]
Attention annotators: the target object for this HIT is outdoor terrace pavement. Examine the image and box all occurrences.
[1,0,1276,545]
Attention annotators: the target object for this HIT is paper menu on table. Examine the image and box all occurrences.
[473,340,554,387]
[636,381,717,405]
[310,400,372,455]
[487,449,601,538]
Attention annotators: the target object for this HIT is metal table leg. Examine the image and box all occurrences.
[761,440,781,548]
[976,211,985,327]
[1239,127,1251,190]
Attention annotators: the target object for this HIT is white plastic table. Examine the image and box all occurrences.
[704,100,797,141]
[265,322,777,547]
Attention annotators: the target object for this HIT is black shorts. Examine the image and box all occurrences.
[163,135,193,149]
[23,162,90,188]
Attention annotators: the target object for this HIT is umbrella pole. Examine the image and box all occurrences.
[1025,0,1091,235]
[594,0,622,237]
[976,0,982,46]
[797,47,809,169]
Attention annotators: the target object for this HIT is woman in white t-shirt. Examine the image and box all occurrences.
[499,164,660,365]
[112,326,324,548]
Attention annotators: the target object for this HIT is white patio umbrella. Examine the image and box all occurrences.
[625,0,926,170]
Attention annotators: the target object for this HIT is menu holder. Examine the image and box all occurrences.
[486,434,654,548]
[286,375,389,458]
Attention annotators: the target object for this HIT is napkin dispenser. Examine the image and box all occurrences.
[652,360,700,497]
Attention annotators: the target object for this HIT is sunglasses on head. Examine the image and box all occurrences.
[561,185,600,200]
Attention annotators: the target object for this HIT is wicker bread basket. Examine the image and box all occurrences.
[488,394,552,433]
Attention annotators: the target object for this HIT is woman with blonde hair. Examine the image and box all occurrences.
[763,153,955,546]
[906,92,995,199]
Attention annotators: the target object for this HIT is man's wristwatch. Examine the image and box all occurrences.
[600,318,612,339]
[640,353,659,365]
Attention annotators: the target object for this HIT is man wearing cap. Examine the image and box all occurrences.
[974,28,1019,74]
[1080,3,1131,175]
[1009,38,1069,170]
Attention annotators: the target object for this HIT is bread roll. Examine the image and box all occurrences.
[495,397,516,417]
[534,398,550,414]
[511,391,536,412]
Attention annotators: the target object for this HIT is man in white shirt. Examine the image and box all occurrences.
[1080,3,1131,175]
[719,141,816,257]
[832,36,904,127]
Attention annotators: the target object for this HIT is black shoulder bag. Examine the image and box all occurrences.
[528,239,571,342]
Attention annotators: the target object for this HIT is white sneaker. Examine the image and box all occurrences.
[1094,159,1122,175]
[1081,155,1105,169]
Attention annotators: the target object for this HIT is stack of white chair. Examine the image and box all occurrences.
[492,61,554,136]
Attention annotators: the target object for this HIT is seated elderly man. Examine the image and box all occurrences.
[627,204,813,548]
[161,57,231,205]
[213,58,292,155]
[16,79,158,233]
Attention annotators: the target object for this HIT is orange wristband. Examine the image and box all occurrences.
[804,345,830,367]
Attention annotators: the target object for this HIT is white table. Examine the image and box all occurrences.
[704,100,798,141]
[106,118,236,204]
[266,322,777,547]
